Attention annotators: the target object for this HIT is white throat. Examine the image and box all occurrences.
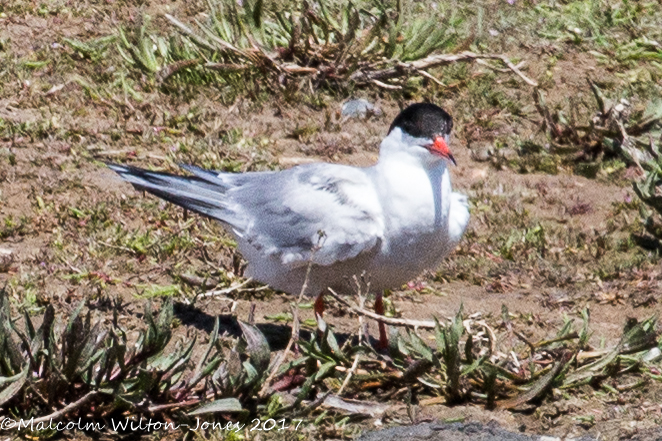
[378,127,444,168]
[373,127,451,230]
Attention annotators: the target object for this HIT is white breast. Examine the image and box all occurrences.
[364,149,454,289]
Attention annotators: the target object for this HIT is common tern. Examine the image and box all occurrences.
[108,102,470,346]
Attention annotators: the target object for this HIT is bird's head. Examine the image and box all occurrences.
[384,103,455,166]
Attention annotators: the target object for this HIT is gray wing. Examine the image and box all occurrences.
[108,163,384,267]
[230,164,384,266]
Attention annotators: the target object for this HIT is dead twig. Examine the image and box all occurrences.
[416,69,445,87]
[337,353,361,396]
[204,62,250,72]
[371,79,402,90]
[205,62,318,75]
[535,332,579,348]
[327,288,437,329]
[157,59,201,84]
[476,58,526,73]
[514,330,536,355]
[576,349,610,361]
[350,51,538,87]
[31,391,102,424]
[281,64,319,75]
[478,321,497,358]
[163,14,540,91]
[488,55,537,87]
[336,278,368,396]
[616,120,644,173]
[194,278,256,299]
[148,399,201,413]
[257,303,301,399]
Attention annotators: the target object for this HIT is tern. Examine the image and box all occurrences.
[108,102,470,347]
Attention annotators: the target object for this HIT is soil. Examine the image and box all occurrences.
[2,2,662,440]
[358,421,598,441]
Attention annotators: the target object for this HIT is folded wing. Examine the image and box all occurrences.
[108,163,384,267]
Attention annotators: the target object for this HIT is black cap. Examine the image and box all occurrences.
[388,103,453,140]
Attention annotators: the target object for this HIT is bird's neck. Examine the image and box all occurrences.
[377,128,445,173]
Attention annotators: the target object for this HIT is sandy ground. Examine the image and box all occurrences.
[2,2,662,439]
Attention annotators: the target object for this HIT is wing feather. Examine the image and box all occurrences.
[108,163,384,267]
[230,164,384,267]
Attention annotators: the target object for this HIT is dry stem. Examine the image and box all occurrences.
[166,23,539,90]
[326,288,437,329]
[30,391,101,424]
[350,51,538,87]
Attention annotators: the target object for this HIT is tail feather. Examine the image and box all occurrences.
[178,164,233,188]
[106,163,238,224]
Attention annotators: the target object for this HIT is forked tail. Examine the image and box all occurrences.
[106,163,235,223]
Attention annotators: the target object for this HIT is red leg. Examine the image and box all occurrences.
[314,292,326,340]
[374,292,388,350]
[314,293,325,320]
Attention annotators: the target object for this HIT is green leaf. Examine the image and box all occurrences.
[238,321,271,375]
[579,307,591,348]
[243,360,259,383]
[294,374,316,407]
[387,325,400,357]
[252,0,263,29]
[442,305,464,402]
[434,317,445,350]
[189,397,243,415]
[315,360,337,380]
[397,330,410,357]
[144,298,173,357]
[462,355,486,376]
[0,366,27,407]
[323,325,347,364]
[74,324,107,378]
[160,334,197,377]
[62,306,94,380]
[189,317,219,386]
[0,288,24,375]
[36,305,55,375]
[408,330,434,362]
[23,310,35,341]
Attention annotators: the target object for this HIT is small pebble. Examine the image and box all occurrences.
[342,99,381,119]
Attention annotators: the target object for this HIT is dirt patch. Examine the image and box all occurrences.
[359,421,597,441]
[2,0,662,439]
[1,96,660,439]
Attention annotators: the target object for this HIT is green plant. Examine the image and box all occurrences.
[117,16,204,86]
[633,131,662,245]
[109,0,466,92]
[63,35,117,62]
[533,80,662,171]
[0,289,271,424]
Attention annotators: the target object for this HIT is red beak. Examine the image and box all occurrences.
[430,136,456,165]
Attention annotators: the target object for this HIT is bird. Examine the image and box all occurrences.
[107,102,470,347]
